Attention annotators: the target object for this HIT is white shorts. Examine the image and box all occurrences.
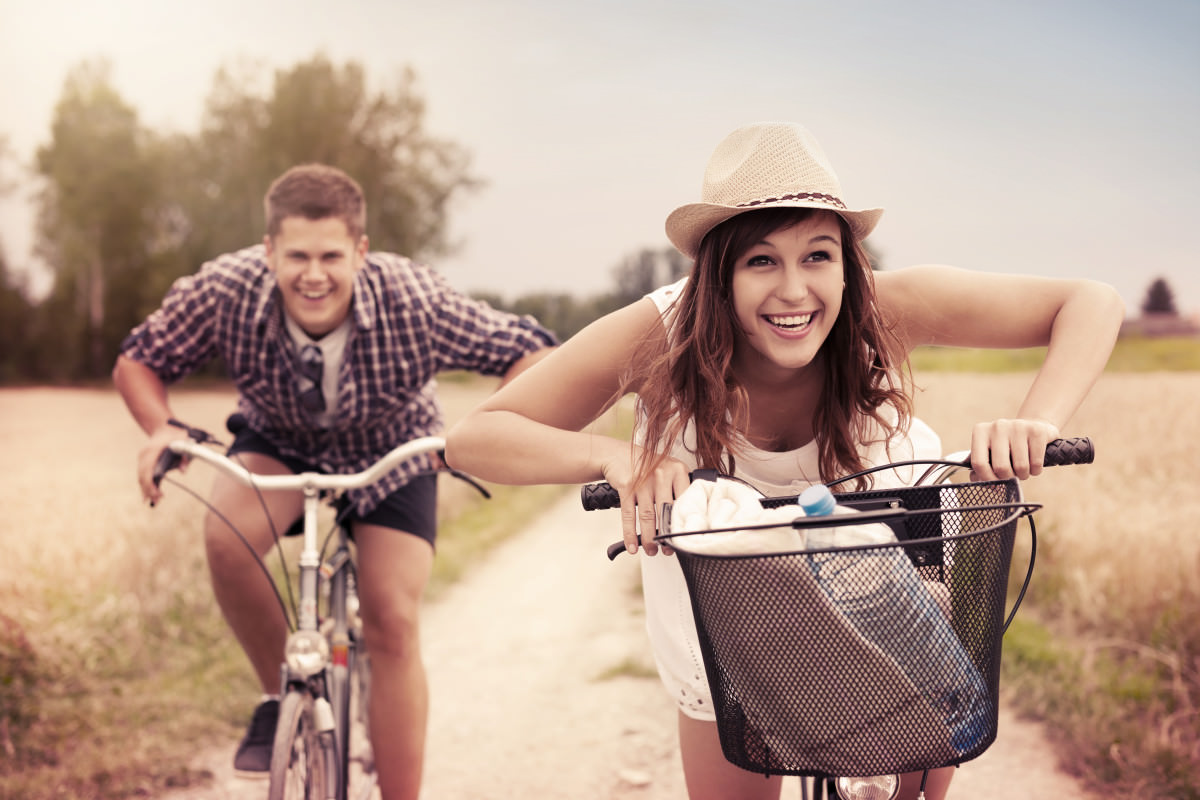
[640,551,716,720]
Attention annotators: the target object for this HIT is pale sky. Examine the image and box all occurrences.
[2,0,1198,314]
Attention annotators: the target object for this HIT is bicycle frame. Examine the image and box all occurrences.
[163,434,451,800]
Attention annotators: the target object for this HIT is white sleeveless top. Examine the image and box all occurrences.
[637,278,941,720]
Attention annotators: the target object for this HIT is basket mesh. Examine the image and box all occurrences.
[674,479,1023,777]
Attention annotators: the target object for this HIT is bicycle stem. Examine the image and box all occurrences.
[297,487,322,633]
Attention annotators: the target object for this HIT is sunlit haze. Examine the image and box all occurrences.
[2,0,1197,314]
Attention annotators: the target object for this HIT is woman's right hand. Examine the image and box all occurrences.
[601,447,692,556]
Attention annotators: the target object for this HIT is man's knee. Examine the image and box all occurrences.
[361,598,422,660]
[203,509,278,574]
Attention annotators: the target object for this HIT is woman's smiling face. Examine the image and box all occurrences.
[729,211,845,380]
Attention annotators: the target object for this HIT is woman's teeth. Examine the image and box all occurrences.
[765,313,813,330]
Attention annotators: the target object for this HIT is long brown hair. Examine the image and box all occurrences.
[626,207,912,491]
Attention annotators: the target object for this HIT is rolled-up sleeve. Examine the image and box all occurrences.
[425,270,558,375]
[119,271,221,383]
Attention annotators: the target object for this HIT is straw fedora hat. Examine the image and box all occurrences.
[665,122,884,260]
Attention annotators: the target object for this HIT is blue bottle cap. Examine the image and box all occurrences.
[798,484,836,516]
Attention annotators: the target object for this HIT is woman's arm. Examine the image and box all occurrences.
[446,297,662,485]
[444,298,692,554]
[876,265,1125,478]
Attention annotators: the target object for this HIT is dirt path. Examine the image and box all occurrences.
[165,490,1099,799]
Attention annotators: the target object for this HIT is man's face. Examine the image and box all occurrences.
[264,216,367,337]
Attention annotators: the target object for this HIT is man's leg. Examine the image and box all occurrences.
[204,452,302,772]
[352,523,434,800]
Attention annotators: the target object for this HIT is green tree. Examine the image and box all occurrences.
[1140,276,1178,316]
[23,54,480,382]
[0,136,31,381]
[177,54,479,268]
[34,59,162,379]
[0,251,34,382]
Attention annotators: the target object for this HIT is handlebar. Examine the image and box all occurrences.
[156,436,448,492]
[583,437,1093,561]
[581,436,1093,512]
[151,421,489,498]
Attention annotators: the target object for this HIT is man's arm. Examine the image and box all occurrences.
[112,353,189,503]
[497,345,557,388]
[113,354,174,434]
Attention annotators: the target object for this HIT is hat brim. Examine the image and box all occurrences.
[665,201,884,261]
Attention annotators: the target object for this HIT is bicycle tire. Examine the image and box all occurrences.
[352,644,373,773]
[331,638,375,797]
[268,690,332,800]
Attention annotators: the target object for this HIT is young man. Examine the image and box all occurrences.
[113,164,556,799]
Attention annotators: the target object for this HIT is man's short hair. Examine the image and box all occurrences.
[264,164,367,240]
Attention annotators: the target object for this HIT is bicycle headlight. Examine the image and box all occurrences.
[834,774,900,800]
[284,630,330,677]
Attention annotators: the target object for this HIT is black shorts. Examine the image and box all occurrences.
[226,417,438,546]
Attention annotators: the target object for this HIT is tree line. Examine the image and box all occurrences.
[0,54,689,384]
[0,53,1186,384]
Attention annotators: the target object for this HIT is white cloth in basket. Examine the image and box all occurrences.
[667,478,807,554]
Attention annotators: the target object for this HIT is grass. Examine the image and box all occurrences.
[1001,616,1200,799]
[913,365,1200,798]
[912,335,1200,373]
[0,382,581,799]
[428,481,569,599]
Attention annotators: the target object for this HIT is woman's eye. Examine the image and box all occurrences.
[746,255,774,267]
[806,250,831,263]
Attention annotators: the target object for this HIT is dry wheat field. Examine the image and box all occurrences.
[913,372,1200,633]
[2,371,1197,796]
[0,381,500,648]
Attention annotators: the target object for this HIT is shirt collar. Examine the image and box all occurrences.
[350,261,378,330]
[252,254,281,337]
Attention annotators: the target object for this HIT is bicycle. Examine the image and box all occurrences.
[152,418,489,800]
[580,437,1094,800]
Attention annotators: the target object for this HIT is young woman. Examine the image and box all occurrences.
[444,122,1124,800]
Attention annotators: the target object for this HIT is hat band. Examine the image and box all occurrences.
[737,191,847,211]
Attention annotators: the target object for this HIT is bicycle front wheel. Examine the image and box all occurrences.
[268,689,334,800]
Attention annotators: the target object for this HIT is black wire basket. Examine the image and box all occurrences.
[666,477,1036,778]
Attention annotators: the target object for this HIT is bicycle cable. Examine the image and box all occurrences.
[155,474,296,631]
[227,450,301,632]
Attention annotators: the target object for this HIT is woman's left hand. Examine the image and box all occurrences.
[969,418,1061,481]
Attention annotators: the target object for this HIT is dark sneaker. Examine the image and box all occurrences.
[233,699,279,777]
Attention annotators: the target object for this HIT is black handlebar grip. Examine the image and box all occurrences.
[606,540,631,561]
[1044,436,1094,467]
[581,481,621,511]
[152,447,184,487]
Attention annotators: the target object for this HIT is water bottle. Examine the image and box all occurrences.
[797,484,990,755]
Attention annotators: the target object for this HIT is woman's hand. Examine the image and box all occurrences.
[601,448,692,556]
[969,418,1061,481]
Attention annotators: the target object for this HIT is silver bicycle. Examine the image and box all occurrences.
[153,420,487,800]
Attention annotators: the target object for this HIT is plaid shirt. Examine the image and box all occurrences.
[122,244,556,514]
